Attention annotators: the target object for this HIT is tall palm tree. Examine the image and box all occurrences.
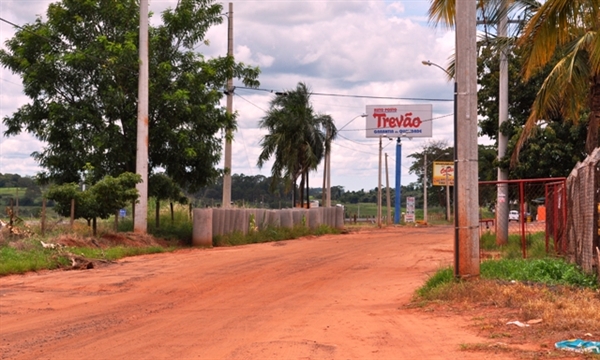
[257,82,336,208]
[515,0,600,157]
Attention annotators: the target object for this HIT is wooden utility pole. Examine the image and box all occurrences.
[455,0,480,278]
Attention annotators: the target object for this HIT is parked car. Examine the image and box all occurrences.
[508,210,519,222]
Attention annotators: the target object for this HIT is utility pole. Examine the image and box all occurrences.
[134,0,149,234]
[222,2,233,208]
[385,153,391,225]
[423,153,428,223]
[455,0,480,278]
[394,138,402,223]
[497,0,509,245]
[326,140,331,207]
[377,136,382,227]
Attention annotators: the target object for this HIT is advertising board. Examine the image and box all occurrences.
[432,161,454,186]
[365,104,433,138]
[405,196,415,223]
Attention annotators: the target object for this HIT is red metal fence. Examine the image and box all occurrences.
[478,178,567,258]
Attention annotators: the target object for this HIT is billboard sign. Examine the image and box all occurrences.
[405,196,415,223]
[433,161,454,186]
[365,104,432,138]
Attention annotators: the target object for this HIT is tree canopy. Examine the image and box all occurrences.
[0,0,260,191]
[46,171,141,235]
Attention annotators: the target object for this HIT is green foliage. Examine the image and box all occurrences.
[257,82,336,206]
[480,231,553,260]
[214,224,340,247]
[477,39,587,178]
[416,266,455,298]
[417,258,598,299]
[46,171,141,225]
[0,242,66,275]
[0,239,173,276]
[76,245,169,260]
[0,0,260,191]
[481,259,598,289]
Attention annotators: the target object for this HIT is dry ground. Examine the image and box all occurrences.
[0,226,596,359]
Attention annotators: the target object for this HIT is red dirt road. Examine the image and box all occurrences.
[1,226,521,359]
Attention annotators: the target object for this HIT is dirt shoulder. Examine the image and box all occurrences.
[0,226,587,359]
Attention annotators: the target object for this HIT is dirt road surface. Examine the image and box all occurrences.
[1,226,529,359]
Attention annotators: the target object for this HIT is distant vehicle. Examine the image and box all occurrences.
[508,210,519,222]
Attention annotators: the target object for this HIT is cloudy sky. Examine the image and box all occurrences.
[0,0,478,192]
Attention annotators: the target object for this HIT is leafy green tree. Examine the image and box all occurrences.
[0,0,259,191]
[257,82,336,208]
[516,0,600,156]
[46,172,141,235]
[149,173,187,228]
[477,41,588,178]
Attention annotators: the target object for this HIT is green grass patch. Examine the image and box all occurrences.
[416,266,456,298]
[214,224,341,247]
[0,240,68,275]
[481,258,598,288]
[480,231,556,259]
[74,245,171,260]
[416,258,598,300]
[0,236,176,276]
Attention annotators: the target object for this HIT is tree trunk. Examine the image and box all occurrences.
[292,178,297,208]
[586,74,600,154]
[155,199,160,229]
[299,174,305,208]
[92,217,97,237]
[170,202,174,224]
[306,170,310,209]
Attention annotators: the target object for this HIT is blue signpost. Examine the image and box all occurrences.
[394,138,401,223]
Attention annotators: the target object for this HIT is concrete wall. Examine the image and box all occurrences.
[192,207,344,246]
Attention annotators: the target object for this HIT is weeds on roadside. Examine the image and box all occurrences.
[214,224,341,247]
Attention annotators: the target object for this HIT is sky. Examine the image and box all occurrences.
[0,0,483,192]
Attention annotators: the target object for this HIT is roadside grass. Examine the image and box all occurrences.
[214,224,341,247]
[480,231,556,259]
[415,233,600,351]
[0,241,70,275]
[0,233,176,276]
[1,205,343,275]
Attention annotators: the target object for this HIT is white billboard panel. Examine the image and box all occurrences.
[365,104,433,138]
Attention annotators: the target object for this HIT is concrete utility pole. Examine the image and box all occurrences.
[385,153,391,225]
[222,2,233,208]
[322,127,332,207]
[423,153,428,223]
[394,138,402,223]
[134,0,149,234]
[496,0,509,245]
[455,0,480,278]
[377,136,382,227]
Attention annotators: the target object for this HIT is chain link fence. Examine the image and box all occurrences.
[566,148,600,275]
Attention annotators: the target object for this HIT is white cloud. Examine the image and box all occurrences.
[0,0,482,192]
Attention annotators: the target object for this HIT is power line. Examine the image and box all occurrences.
[235,86,453,102]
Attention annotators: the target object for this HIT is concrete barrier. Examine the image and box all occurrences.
[308,208,323,229]
[335,206,344,229]
[280,209,294,228]
[192,208,213,247]
[192,206,345,242]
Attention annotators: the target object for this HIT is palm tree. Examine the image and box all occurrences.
[428,0,599,157]
[257,82,336,208]
[515,0,600,157]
